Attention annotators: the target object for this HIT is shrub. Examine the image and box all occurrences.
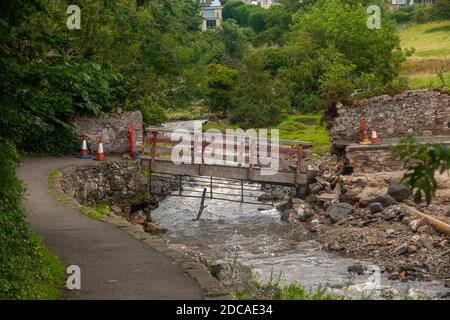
[0,139,64,299]
[140,102,167,126]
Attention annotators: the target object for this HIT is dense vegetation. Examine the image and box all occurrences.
[392,0,450,25]
[0,0,447,298]
[0,140,64,299]
[1,0,409,151]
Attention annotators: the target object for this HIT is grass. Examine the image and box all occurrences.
[272,283,337,300]
[48,170,60,191]
[274,114,330,156]
[203,114,330,156]
[34,239,66,300]
[80,202,110,221]
[399,21,450,91]
[399,21,450,58]
[233,280,338,300]
[407,72,450,90]
[48,170,60,181]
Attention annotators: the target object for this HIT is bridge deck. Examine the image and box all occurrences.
[142,126,313,186]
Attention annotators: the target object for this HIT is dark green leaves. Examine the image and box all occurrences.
[394,136,450,205]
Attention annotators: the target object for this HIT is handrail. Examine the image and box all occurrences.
[145,126,313,147]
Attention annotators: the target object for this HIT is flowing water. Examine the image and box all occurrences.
[151,177,447,299]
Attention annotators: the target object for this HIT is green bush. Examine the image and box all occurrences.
[140,102,167,126]
[295,94,321,113]
[0,139,64,299]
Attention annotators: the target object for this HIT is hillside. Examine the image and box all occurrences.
[399,21,450,89]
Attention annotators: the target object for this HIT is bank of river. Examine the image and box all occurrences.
[151,177,447,299]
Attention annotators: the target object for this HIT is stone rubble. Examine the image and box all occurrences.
[275,156,450,286]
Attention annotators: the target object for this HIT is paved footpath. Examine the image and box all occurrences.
[18,157,204,300]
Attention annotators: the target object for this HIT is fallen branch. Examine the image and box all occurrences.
[196,188,208,220]
[400,203,450,236]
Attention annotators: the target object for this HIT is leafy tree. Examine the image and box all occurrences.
[432,0,450,20]
[216,20,250,61]
[290,0,404,83]
[204,64,240,116]
[394,136,450,204]
[231,55,288,128]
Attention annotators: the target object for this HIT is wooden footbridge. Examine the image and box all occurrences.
[141,126,313,205]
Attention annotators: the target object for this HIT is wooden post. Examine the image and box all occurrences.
[150,131,157,170]
[200,141,206,176]
[210,176,213,199]
[296,144,303,184]
[271,184,274,207]
[196,188,208,220]
[179,175,183,196]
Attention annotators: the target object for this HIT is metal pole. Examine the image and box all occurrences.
[241,180,244,203]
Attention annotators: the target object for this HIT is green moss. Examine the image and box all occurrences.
[56,195,67,204]
[80,202,110,222]
[47,170,60,181]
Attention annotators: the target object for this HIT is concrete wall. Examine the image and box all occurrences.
[70,110,143,154]
[330,90,450,143]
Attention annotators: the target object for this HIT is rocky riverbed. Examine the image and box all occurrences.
[270,154,450,295]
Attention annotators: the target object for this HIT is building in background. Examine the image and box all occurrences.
[243,0,277,8]
[199,0,222,31]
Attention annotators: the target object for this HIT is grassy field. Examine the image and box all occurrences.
[399,21,450,90]
[203,114,330,156]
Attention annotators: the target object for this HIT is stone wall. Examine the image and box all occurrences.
[70,110,143,154]
[330,90,450,143]
[346,145,405,173]
[58,160,177,206]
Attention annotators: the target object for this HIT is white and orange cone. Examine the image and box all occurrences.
[78,136,91,159]
[96,138,105,161]
[371,129,379,144]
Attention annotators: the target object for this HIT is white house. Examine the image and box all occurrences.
[199,0,222,31]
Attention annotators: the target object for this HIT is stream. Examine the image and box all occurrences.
[151,177,447,299]
[151,121,447,299]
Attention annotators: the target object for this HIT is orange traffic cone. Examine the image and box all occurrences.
[371,129,379,144]
[78,136,91,159]
[95,138,105,161]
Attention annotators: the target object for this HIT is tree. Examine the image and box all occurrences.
[231,54,288,128]
[290,0,404,83]
[394,137,450,204]
[216,20,250,61]
[204,64,240,116]
[432,0,450,21]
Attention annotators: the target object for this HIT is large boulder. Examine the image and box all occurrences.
[387,180,412,202]
[326,202,353,223]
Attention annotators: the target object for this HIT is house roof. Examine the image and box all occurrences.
[200,0,222,8]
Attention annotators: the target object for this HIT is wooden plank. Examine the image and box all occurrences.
[142,159,300,185]
[145,127,313,147]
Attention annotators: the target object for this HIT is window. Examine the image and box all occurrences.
[206,19,217,29]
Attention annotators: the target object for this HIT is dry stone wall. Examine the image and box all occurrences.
[346,145,405,173]
[330,90,450,143]
[70,110,143,154]
[58,160,177,206]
